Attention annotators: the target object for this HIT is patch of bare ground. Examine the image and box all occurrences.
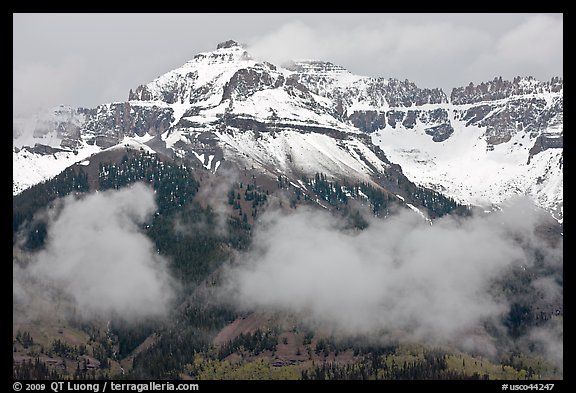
[13,321,90,349]
[271,331,308,366]
[120,333,159,370]
[213,313,273,346]
[214,313,361,366]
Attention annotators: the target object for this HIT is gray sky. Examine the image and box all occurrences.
[13,13,562,118]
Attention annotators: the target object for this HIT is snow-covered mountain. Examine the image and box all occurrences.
[13,40,563,221]
[372,77,563,221]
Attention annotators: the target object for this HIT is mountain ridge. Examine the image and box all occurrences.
[13,40,563,221]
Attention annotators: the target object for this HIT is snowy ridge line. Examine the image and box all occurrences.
[13,142,101,195]
[13,40,562,222]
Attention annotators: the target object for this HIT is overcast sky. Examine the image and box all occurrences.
[13,13,562,118]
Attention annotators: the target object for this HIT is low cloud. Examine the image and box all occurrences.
[219,197,562,350]
[13,183,178,322]
[526,321,563,371]
[194,164,241,236]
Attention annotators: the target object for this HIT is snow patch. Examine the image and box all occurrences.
[406,203,431,224]
[207,154,215,170]
[192,151,205,166]
[372,101,563,221]
[13,143,100,195]
[113,137,156,154]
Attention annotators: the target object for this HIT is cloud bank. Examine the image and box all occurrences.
[219,197,562,349]
[13,183,177,322]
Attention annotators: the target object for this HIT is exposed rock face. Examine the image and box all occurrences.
[528,133,563,163]
[348,111,387,133]
[284,61,455,144]
[451,76,563,104]
[453,78,563,147]
[217,40,241,49]
[425,123,454,142]
[81,103,174,147]
[57,122,82,149]
[23,144,69,155]
[129,72,199,104]
[383,79,446,107]
[386,110,405,129]
[222,64,283,101]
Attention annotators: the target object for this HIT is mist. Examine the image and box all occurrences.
[13,183,178,323]
[195,165,242,236]
[219,197,562,354]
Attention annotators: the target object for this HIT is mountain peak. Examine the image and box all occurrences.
[216,40,242,50]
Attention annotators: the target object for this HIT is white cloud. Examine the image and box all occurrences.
[15,183,178,322]
[219,197,561,349]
